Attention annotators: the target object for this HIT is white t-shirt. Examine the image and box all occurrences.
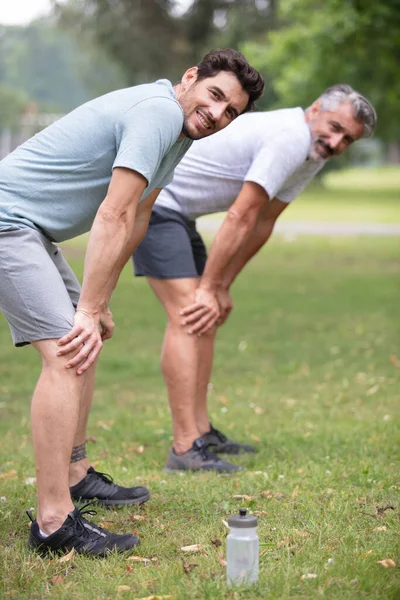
[156,107,325,220]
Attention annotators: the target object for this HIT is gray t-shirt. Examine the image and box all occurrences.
[156,108,324,220]
[0,79,192,242]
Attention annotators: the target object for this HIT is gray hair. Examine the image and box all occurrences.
[314,84,377,138]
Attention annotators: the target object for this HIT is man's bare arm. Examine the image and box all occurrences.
[221,196,288,289]
[57,167,160,373]
[180,182,269,333]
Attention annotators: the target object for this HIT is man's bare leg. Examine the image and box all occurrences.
[31,338,89,535]
[68,363,96,486]
[194,329,216,435]
[148,277,205,454]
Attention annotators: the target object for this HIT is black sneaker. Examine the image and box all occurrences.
[70,467,150,507]
[27,504,140,557]
[203,424,256,454]
[164,437,242,473]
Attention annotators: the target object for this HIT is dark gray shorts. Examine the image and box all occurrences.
[0,226,80,346]
[133,206,207,279]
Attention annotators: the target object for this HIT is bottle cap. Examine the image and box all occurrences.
[227,507,258,528]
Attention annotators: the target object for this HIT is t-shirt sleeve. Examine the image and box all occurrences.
[113,97,184,184]
[244,128,310,202]
[277,163,325,203]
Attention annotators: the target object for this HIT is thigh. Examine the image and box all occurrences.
[0,227,76,346]
[133,207,199,279]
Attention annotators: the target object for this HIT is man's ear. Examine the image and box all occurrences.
[309,100,322,117]
[180,66,199,91]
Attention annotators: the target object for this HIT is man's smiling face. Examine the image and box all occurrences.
[305,100,365,161]
[178,69,250,140]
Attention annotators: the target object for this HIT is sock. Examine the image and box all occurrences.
[39,528,49,538]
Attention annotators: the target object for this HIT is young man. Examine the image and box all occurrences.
[0,48,264,556]
[133,84,376,473]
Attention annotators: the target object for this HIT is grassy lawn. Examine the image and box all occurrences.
[0,232,399,599]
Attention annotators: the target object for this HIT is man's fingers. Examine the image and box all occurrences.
[57,327,83,347]
[181,306,209,326]
[76,341,103,375]
[180,302,204,316]
[57,334,87,356]
[188,312,218,335]
[65,339,96,369]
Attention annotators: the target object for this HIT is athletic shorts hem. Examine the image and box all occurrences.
[13,328,73,348]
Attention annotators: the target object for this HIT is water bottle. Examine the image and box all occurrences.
[226,508,259,586]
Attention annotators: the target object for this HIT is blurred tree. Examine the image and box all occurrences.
[243,0,400,142]
[54,0,274,101]
[0,22,126,112]
[0,83,29,128]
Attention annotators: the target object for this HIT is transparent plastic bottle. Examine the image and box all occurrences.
[226,508,259,587]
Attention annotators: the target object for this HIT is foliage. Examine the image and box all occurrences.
[54,0,275,92]
[243,0,400,140]
[0,83,29,128]
[0,21,126,113]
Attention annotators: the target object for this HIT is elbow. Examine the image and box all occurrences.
[226,207,257,234]
[97,201,129,227]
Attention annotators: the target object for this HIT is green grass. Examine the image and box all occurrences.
[0,233,399,599]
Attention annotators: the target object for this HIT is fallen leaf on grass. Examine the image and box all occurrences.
[85,436,97,443]
[362,550,374,557]
[50,575,65,586]
[211,537,222,548]
[294,530,309,537]
[232,494,256,501]
[132,515,146,521]
[253,511,269,516]
[389,354,400,367]
[262,490,273,499]
[218,555,227,567]
[250,434,261,442]
[24,477,36,485]
[59,548,75,563]
[219,395,229,405]
[117,585,131,592]
[301,573,317,580]
[181,544,203,553]
[377,559,396,568]
[127,556,151,564]
[182,561,199,574]
[292,485,299,498]
[0,469,17,480]
[366,385,379,396]
[134,596,172,600]
[373,526,387,532]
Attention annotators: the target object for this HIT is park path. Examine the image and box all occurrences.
[197,217,400,236]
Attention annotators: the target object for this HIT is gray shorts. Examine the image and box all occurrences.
[0,226,81,346]
[133,206,207,279]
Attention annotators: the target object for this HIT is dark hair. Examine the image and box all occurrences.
[196,48,264,113]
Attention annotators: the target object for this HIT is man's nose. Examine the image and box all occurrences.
[330,133,344,149]
[209,102,226,123]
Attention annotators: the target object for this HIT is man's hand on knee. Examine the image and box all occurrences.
[57,309,110,374]
[180,287,220,335]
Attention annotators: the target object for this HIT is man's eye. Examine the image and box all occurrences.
[210,89,219,99]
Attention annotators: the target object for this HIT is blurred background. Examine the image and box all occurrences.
[1,0,399,169]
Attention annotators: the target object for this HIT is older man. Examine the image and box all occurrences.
[0,48,264,555]
[133,84,376,472]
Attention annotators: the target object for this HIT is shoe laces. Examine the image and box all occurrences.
[71,503,106,541]
[92,469,118,490]
[210,424,227,443]
[194,439,221,462]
